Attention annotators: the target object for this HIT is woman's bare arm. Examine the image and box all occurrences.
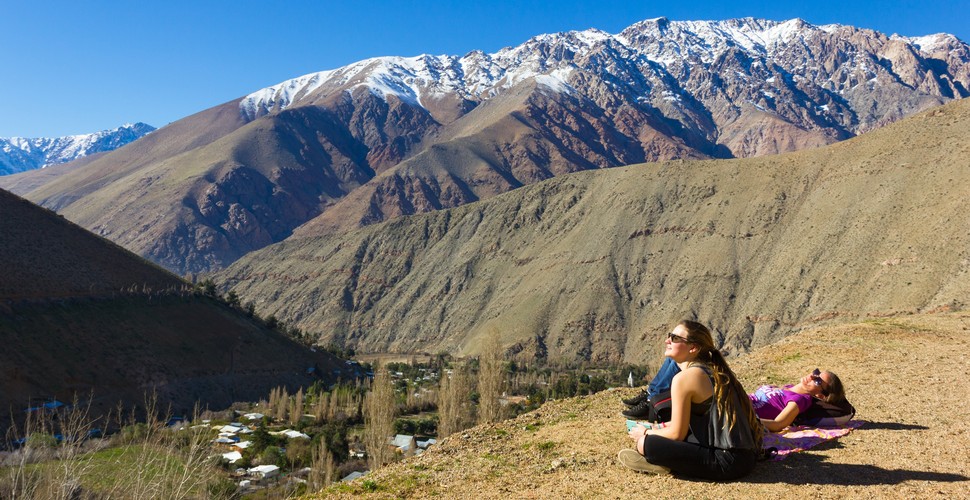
[761,401,800,432]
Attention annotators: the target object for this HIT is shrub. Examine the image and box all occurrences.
[285,439,311,468]
[121,423,150,443]
[207,477,240,499]
[259,446,286,468]
[25,432,58,449]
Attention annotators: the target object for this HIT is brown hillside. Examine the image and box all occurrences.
[0,92,436,275]
[291,80,709,238]
[321,313,970,499]
[218,97,970,362]
[0,189,348,427]
[0,189,182,299]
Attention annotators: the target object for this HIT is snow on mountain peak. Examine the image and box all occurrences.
[902,33,953,53]
[238,17,966,120]
[0,123,155,176]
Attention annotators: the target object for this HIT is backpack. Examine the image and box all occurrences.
[647,389,673,423]
[793,397,856,427]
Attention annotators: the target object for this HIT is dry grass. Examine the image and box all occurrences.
[0,398,220,499]
[319,312,970,499]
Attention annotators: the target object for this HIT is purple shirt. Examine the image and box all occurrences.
[749,385,813,420]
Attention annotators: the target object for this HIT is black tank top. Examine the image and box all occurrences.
[684,364,759,451]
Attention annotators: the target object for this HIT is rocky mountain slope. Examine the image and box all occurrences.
[0,123,155,176]
[0,189,347,426]
[321,314,970,499]
[1,18,967,275]
[217,97,970,362]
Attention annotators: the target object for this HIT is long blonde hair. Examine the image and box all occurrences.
[679,320,763,449]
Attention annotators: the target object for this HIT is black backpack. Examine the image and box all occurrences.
[647,389,673,422]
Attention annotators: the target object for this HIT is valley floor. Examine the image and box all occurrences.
[322,313,970,498]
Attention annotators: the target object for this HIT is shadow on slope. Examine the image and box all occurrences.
[0,189,349,432]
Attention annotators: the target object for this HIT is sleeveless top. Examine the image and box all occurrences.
[685,365,759,452]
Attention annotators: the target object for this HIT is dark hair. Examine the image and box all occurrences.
[821,370,845,404]
[679,320,763,450]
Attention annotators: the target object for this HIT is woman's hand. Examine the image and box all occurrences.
[628,423,649,441]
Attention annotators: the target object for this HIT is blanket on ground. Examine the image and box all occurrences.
[625,419,865,460]
[762,420,865,460]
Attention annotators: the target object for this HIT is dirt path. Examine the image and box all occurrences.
[321,313,970,499]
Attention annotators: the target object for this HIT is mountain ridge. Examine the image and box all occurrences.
[0,123,155,176]
[2,17,967,275]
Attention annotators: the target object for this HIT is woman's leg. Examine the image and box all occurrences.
[640,434,755,480]
[647,357,681,399]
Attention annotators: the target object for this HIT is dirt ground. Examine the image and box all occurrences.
[320,312,970,499]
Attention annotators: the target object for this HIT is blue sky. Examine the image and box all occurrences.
[3,0,969,138]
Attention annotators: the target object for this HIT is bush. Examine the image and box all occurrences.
[207,477,240,499]
[393,417,437,436]
[120,423,149,443]
[259,446,286,468]
[286,439,311,468]
[25,432,58,449]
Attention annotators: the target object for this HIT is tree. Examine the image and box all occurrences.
[437,363,471,437]
[285,439,311,468]
[309,437,335,491]
[290,388,304,425]
[477,333,505,424]
[363,365,396,470]
[249,426,275,455]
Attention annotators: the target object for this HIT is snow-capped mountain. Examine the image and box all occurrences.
[240,17,969,148]
[3,17,968,276]
[0,122,155,176]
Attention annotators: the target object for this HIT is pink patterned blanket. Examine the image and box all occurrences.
[762,420,865,460]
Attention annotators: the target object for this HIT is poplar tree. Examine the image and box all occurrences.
[477,334,505,424]
[364,365,396,469]
[438,363,471,437]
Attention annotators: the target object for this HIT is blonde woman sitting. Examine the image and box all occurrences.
[619,320,763,480]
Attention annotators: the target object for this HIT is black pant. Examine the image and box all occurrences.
[642,434,757,481]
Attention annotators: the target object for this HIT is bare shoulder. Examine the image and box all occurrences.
[672,365,709,387]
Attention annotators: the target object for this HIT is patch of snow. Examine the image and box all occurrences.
[240,70,335,121]
[904,34,948,52]
[534,67,576,94]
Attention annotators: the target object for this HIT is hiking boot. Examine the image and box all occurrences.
[621,400,652,419]
[621,389,650,407]
[617,449,671,475]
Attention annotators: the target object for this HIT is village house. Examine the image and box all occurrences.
[248,464,280,480]
[342,471,367,482]
[270,429,310,440]
[389,434,416,455]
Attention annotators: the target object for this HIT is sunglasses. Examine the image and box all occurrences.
[810,368,830,396]
[667,332,693,344]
